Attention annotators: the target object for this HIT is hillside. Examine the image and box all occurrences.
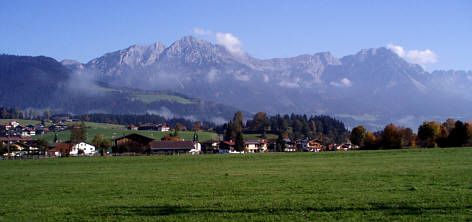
[77,36,472,129]
[3,37,472,130]
[0,55,245,122]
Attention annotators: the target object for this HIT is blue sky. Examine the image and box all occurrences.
[1,0,471,71]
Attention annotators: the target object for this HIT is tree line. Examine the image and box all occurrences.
[0,107,51,120]
[218,111,349,144]
[350,119,472,149]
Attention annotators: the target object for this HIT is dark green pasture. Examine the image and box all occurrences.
[0,148,471,221]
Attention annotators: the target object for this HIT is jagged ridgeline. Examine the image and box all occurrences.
[0,54,243,123]
[73,37,472,130]
[2,36,472,129]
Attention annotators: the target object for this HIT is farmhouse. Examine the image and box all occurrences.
[299,139,324,152]
[336,143,352,151]
[244,140,268,153]
[114,133,154,153]
[70,142,96,156]
[48,142,72,157]
[200,140,219,153]
[157,124,170,132]
[219,141,236,153]
[283,138,297,152]
[148,140,197,154]
[0,136,33,145]
[137,124,170,131]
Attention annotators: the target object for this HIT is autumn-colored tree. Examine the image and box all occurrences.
[70,121,87,145]
[161,134,182,141]
[399,127,416,147]
[350,125,366,146]
[43,109,51,120]
[382,123,402,149]
[310,120,317,139]
[417,121,441,147]
[175,122,184,131]
[192,122,201,131]
[0,142,6,155]
[248,112,268,132]
[465,123,472,146]
[100,139,111,156]
[233,111,244,127]
[363,131,377,150]
[92,134,103,150]
[56,143,71,157]
[448,121,469,147]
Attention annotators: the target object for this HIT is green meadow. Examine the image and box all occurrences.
[0,148,471,221]
[34,126,218,144]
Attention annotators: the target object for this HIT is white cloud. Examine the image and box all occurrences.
[211,117,227,125]
[193,27,212,35]
[278,78,300,88]
[263,74,269,83]
[193,27,244,55]
[234,73,250,81]
[468,76,472,80]
[207,69,218,83]
[387,44,438,66]
[146,107,175,119]
[330,78,352,87]
[215,32,243,55]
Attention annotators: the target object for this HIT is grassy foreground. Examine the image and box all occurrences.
[0,148,471,221]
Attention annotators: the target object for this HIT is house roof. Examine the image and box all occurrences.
[221,141,235,146]
[201,140,219,144]
[0,137,33,141]
[245,140,266,144]
[114,133,154,142]
[149,141,194,150]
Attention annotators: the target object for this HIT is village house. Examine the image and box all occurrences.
[0,136,33,145]
[137,123,171,132]
[336,143,352,151]
[113,133,154,153]
[157,124,170,132]
[148,140,198,155]
[218,141,243,153]
[200,140,219,153]
[70,142,96,156]
[127,125,138,130]
[0,136,37,157]
[298,138,325,152]
[244,140,268,153]
[283,138,297,152]
[48,142,71,157]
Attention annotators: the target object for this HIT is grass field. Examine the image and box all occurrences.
[0,119,41,126]
[34,129,218,144]
[134,94,196,104]
[0,148,471,221]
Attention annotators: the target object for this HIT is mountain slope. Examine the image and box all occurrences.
[80,37,472,129]
[0,55,244,122]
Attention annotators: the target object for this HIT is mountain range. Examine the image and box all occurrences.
[2,36,471,129]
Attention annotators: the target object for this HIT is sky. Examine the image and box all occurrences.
[1,0,471,71]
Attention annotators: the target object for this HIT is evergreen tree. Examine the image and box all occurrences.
[276,131,286,152]
[234,130,245,152]
[224,121,233,141]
